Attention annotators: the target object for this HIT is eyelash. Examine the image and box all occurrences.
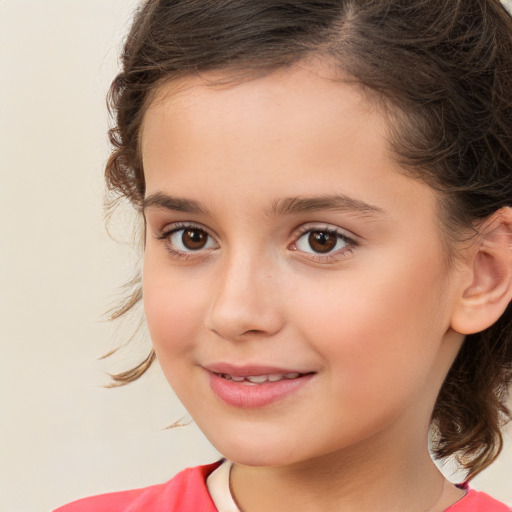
[156,222,358,263]
[157,222,217,261]
[291,224,358,262]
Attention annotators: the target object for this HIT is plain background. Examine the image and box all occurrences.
[0,1,510,511]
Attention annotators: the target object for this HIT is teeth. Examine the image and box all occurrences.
[246,375,268,384]
[220,372,303,383]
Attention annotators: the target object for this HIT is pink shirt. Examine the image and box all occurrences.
[53,462,219,512]
[447,485,511,512]
[54,461,511,512]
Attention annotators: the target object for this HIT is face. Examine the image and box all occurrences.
[141,63,466,468]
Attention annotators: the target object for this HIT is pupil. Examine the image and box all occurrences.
[308,231,336,253]
[182,229,207,250]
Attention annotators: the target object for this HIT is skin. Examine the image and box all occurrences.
[140,62,471,511]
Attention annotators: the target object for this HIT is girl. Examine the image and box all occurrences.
[55,1,512,510]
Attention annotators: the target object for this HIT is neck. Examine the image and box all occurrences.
[229,429,462,512]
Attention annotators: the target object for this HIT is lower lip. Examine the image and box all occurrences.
[209,372,313,408]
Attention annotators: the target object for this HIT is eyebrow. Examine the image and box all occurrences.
[267,194,386,218]
[143,192,211,215]
[143,192,385,218]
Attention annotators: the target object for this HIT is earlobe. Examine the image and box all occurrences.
[451,207,512,335]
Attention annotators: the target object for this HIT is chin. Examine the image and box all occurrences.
[206,431,309,467]
[225,449,298,467]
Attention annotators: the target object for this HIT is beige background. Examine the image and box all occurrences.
[0,1,510,511]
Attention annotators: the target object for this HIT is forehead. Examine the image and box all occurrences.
[141,62,387,173]
[140,63,440,235]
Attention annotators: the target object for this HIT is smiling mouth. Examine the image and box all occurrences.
[217,372,305,384]
[209,369,315,407]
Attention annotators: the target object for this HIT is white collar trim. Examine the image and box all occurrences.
[206,460,241,512]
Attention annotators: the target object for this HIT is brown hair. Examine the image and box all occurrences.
[105,0,512,479]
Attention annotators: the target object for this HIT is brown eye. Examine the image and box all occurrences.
[308,231,337,253]
[163,225,217,254]
[182,228,208,250]
[294,227,352,257]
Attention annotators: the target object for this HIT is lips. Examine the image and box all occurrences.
[205,363,314,408]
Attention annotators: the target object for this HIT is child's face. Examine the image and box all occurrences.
[141,63,466,467]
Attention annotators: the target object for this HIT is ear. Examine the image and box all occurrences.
[451,207,512,335]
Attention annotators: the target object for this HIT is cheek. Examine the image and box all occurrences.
[142,257,206,359]
[289,249,451,375]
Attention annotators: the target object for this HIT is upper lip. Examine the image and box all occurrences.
[204,362,312,377]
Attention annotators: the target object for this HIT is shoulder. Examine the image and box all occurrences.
[53,461,222,512]
[447,487,511,512]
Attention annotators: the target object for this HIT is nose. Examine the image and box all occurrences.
[206,249,285,341]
